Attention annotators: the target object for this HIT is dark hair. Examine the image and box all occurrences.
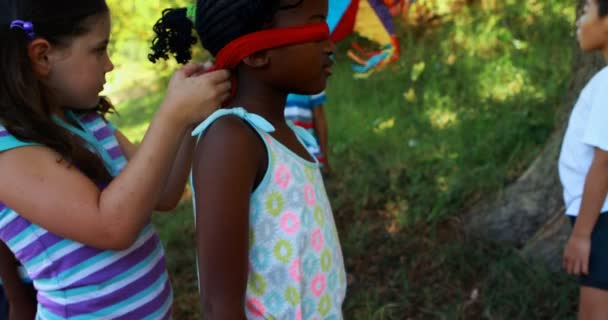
[149,0,304,64]
[600,0,608,17]
[0,0,113,183]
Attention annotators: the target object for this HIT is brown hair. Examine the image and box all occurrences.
[0,0,113,184]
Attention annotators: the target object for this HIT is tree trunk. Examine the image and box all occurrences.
[463,0,605,270]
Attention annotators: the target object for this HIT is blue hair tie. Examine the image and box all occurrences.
[10,20,36,39]
[186,5,197,24]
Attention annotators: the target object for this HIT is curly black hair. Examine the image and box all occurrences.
[148,8,197,64]
[149,0,304,64]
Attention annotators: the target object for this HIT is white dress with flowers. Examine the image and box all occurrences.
[192,108,347,320]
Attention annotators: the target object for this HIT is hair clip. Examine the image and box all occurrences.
[186,5,197,24]
[10,20,36,39]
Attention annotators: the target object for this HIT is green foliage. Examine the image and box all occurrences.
[104,0,209,105]
[327,0,574,224]
[343,235,577,319]
[152,204,200,319]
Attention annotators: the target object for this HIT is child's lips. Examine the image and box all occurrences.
[324,62,334,75]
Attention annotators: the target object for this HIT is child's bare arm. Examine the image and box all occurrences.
[192,117,266,319]
[564,148,608,275]
[0,242,35,320]
[115,131,196,211]
[0,68,230,251]
[114,62,223,212]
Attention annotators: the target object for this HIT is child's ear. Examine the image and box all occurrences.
[242,51,270,68]
[27,39,53,77]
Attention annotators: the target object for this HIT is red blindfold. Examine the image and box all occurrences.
[214,22,330,69]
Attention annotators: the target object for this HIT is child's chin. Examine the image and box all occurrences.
[80,98,103,110]
[295,85,326,95]
[577,39,590,51]
[579,43,598,53]
[310,80,328,94]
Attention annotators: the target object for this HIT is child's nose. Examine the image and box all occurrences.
[106,58,114,73]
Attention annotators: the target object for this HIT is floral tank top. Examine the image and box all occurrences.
[192,108,347,319]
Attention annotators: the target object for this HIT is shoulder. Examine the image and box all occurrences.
[593,66,608,81]
[194,115,266,164]
[586,66,608,93]
[192,115,268,192]
[200,115,263,144]
[578,66,608,110]
[0,143,69,186]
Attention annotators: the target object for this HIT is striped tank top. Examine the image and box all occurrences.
[284,92,326,162]
[0,110,172,319]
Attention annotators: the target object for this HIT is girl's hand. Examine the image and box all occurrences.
[161,63,231,128]
[563,233,591,276]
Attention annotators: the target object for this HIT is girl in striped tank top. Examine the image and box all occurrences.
[0,0,232,318]
[150,0,347,319]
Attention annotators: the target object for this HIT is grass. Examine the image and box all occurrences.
[107,0,579,318]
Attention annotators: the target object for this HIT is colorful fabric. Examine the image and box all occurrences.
[329,0,359,42]
[354,0,393,44]
[284,92,327,160]
[192,107,346,319]
[0,111,172,319]
[328,0,396,43]
[327,0,401,75]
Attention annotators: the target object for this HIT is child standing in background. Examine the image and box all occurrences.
[285,91,332,174]
[560,0,608,318]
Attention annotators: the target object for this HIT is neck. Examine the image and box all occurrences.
[229,71,287,125]
[45,93,68,121]
[603,46,608,63]
[49,104,69,121]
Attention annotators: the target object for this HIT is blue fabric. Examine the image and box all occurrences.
[192,107,275,137]
[286,93,327,111]
[327,0,349,32]
[52,112,124,176]
[288,122,318,148]
[570,214,608,290]
[0,129,38,153]
[352,51,390,73]
[192,107,319,160]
